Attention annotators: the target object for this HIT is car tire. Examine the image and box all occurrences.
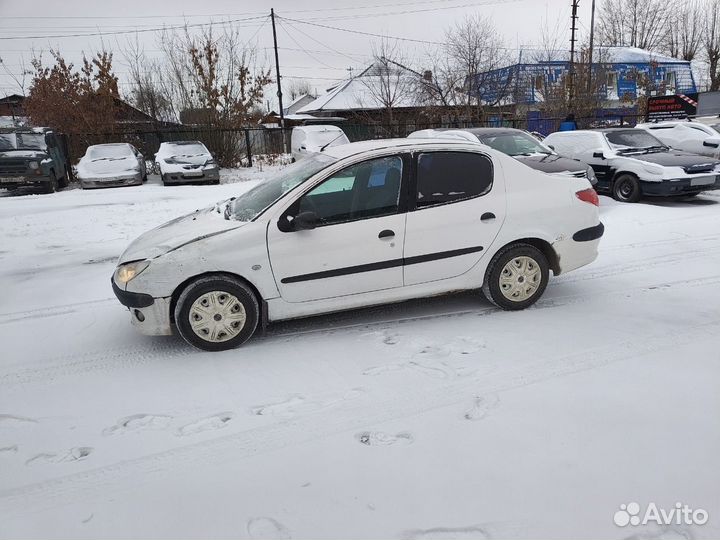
[612,173,641,203]
[175,276,260,352]
[43,171,58,194]
[482,243,549,311]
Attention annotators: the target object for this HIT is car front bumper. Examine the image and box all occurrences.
[640,175,720,196]
[111,277,173,336]
[80,174,142,188]
[162,168,220,184]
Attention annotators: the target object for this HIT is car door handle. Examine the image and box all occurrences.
[378,229,395,239]
[480,212,496,221]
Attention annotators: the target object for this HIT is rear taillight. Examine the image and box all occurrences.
[575,188,599,206]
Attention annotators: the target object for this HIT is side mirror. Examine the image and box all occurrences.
[293,211,319,231]
[592,151,606,159]
[703,138,720,149]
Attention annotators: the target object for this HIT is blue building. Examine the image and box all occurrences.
[472,47,697,106]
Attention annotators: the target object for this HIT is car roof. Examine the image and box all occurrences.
[320,138,489,159]
[88,142,132,148]
[296,125,344,132]
[160,140,204,146]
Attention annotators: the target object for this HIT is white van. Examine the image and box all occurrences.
[291,125,349,161]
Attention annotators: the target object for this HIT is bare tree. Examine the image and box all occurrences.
[286,79,313,102]
[598,0,672,51]
[705,0,720,91]
[359,38,417,128]
[666,1,703,61]
[0,54,30,96]
[415,13,511,124]
[122,36,174,122]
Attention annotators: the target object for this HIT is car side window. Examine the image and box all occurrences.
[297,155,403,225]
[415,152,492,208]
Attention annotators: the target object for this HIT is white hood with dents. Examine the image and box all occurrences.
[118,205,245,263]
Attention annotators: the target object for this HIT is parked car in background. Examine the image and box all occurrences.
[0,129,71,193]
[636,121,720,160]
[408,127,596,185]
[112,138,602,351]
[291,125,349,162]
[76,143,146,189]
[544,128,720,202]
[156,141,219,186]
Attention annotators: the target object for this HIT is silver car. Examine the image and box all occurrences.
[77,143,146,189]
[156,141,220,186]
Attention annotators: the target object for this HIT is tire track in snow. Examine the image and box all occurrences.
[2,273,720,389]
[0,298,116,326]
[1,319,719,516]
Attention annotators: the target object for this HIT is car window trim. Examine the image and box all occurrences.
[278,152,412,231]
[408,150,494,212]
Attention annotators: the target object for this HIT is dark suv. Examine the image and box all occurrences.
[0,129,72,193]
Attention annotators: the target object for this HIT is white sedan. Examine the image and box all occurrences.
[76,143,146,189]
[156,140,219,186]
[636,121,720,159]
[112,139,603,351]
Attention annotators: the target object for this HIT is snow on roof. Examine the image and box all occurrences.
[285,94,314,109]
[297,60,424,113]
[530,46,689,65]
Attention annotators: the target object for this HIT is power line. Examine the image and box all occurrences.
[0,15,268,41]
[277,21,341,71]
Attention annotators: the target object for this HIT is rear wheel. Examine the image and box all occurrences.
[43,171,58,194]
[482,244,549,310]
[175,276,259,351]
[612,173,641,203]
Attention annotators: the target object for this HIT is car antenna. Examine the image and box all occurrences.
[319,132,345,152]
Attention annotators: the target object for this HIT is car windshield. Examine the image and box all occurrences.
[228,153,337,221]
[0,132,47,151]
[605,130,667,152]
[163,142,208,157]
[87,145,133,160]
[476,132,552,156]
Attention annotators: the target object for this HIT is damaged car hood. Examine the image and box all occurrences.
[119,204,245,263]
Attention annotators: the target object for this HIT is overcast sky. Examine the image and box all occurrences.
[0,0,593,109]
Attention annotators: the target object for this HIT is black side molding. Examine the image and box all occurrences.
[281,245,484,284]
[573,222,605,242]
[111,277,155,308]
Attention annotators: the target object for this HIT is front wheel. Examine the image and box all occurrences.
[612,174,641,203]
[174,276,260,351]
[482,244,549,310]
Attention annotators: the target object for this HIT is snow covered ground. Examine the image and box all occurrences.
[0,170,719,540]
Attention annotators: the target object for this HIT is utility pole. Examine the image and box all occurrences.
[270,8,287,151]
[569,0,580,103]
[587,0,596,92]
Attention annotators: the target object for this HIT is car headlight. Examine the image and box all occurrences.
[585,165,597,182]
[28,161,39,170]
[115,260,150,284]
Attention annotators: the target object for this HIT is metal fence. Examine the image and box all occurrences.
[65,112,646,168]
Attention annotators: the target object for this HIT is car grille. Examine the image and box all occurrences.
[683,163,715,174]
[0,160,28,174]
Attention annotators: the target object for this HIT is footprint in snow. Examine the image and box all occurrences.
[622,527,693,540]
[250,389,364,418]
[103,414,173,436]
[402,526,490,540]
[247,517,291,539]
[176,412,234,436]
[463,394,500,421]
[25,446,93,466]
[356,431,413,446]
[0,414,38,425]
[0,444,18,454]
